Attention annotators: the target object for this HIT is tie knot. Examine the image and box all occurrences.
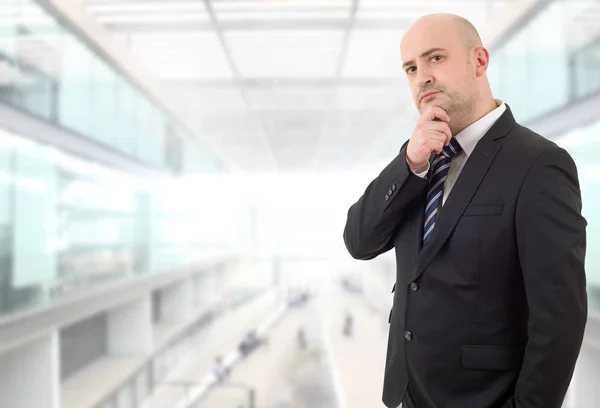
[440,137,462,159]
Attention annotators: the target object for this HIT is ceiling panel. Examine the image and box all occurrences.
[96,13,210,24]
[86,2,207,14]
[213,0,353,12]
[186,111,278,170]
[564,0,600,50]
[341,29,406,78]
[217,10,350,21]
[165,84,249,116]
[244,86,335,111]
[258,111,327,170]
[225,30,345,78]
[355,0,511,31]
[128,32,234,79]
[313,110,396,170]
[332,83,409,110]
[360,108,419,166]
[213,0,352,30]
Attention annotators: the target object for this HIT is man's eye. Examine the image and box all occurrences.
[406,67,416,74]
[431,55,442,62]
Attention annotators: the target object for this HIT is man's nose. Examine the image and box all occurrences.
[416,68,434,88]
[416,75,433,89]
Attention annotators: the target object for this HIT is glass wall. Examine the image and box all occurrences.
[554,119,600,310]
[488,0,600,124]
[0,0,224,174]
[0,126,242,317]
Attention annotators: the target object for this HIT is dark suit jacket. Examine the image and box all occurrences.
[343,106,588,408]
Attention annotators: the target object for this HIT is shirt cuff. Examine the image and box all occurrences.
[407,159,429,179]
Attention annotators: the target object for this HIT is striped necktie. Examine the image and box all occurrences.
[423,138,462,245]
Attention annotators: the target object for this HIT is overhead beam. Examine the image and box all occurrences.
[202,0,241,79]
[335,0,360,78]
[88,4,351,14]
[202,0,279,170]
[314,0,359,170]
[163,77,405,88]
[103,18,414,32]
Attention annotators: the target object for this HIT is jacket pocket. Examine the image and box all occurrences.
[461,345,521,371]
[463,202,504,216]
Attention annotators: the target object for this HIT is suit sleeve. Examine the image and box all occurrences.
[343,143,428,260]
[508,146,588,407]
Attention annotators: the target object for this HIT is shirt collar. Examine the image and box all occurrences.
[454,99,506,157]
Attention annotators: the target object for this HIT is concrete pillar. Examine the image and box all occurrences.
[0,332,60,408]
[193,270,213,307]
[107,295,152,355]
[209,263,224,300]
[160,278,193,323]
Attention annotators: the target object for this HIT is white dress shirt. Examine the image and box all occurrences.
[411,100,506,206]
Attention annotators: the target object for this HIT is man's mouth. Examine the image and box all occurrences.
[420,91,440,101]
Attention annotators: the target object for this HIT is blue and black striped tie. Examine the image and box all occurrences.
[423,138,462,245]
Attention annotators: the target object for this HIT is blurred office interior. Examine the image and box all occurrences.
[0,0,599,407]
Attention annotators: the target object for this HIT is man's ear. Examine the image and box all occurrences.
[474,47,490,77]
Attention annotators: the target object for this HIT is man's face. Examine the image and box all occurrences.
[400,18,475,117]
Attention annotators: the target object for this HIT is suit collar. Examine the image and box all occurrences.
[484,102,516,141]
[455,100,506,157]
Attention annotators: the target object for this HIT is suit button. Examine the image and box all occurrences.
[409,282,419,292]
[388,188,393,195]
[385,194,389,200]
[391,184,396,191]
[404,331,413,341]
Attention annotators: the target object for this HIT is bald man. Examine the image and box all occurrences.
[343,13,587,408]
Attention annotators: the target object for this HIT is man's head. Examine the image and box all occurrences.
[400,14,494,131]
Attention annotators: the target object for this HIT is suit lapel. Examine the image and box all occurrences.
[412,105,517,281]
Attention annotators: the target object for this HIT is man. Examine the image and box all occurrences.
[343,13,587,408]
[212,355,229,382]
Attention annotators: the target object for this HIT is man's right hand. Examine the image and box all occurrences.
[406,106,452,173]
